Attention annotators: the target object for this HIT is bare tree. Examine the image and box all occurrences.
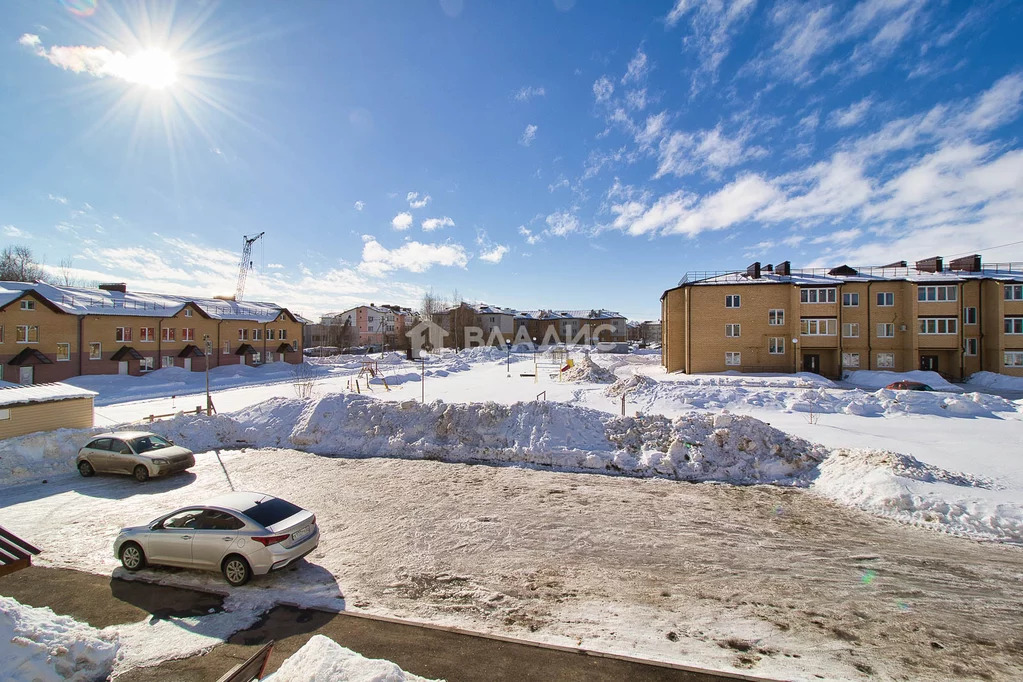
[420,289,441,324]
[0,245,45,282]
[56,256,88,287]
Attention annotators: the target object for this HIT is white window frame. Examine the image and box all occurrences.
[56,342,70,361]
[140,327,155,342]
[800,318,837,336]
[89,342,101,360]
[877,352,895,368]
[253,351,262,364]
[725,351,741,366]
[162,328,176,342]
[1005,317,1023,335]
[1004,285,1023,301]
[876,292,894,307]
[725,323,741,338]
[768,309,784,326]
[223,340,231,354]
[842,352,860,368]
[267,328,275,341]
[184,308,193,317]
[115,327,131,343]
[162,356,175,368]
[140,356,154,371]
[280,328,288,340]
[965,338,978,356]
[877,323,895,338]
[16,325,39,344]
[1004,351,1023,367]
[253,328,262,341]
[768,337,785,355]
[917,286,957,302]
[964,307,977,325]
[238,328,248,341]
[725,295,740,308]
[20,300,35,311]
[919,318,958,335]
[182,328,195,341]
[800,288,836,304]
[842,292,859,307]
[842,322,859,338]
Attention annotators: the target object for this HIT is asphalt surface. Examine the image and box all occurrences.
[0,566,763,682]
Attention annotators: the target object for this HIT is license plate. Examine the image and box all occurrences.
[292,525,312,542]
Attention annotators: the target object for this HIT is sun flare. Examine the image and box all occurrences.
[117,48,178,89]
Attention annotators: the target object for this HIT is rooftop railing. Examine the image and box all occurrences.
[677,262,1023,287]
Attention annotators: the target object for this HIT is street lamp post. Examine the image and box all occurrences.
[203,334,213,415]
[532,336,538,384]
[506,338,512,377]
[792,337,799,374]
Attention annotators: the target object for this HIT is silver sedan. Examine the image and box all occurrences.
[77,431,195,482]
[113,491,320,586]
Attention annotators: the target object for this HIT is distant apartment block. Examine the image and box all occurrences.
[661,256,1023,380]
[433,304,628,347]
[0,282,305,385]
[304,304,412,350]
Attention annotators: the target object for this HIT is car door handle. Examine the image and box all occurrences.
[223,537,233,541]
[181,535,192,540]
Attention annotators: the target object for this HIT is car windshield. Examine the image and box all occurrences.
[130,435,172,453]
[241,498,302,527]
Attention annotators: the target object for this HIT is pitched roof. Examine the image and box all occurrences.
[0,382,97,407]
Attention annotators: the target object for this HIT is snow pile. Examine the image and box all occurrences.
[663,371,836,388]
[965,371,1023,391]
[561,354,617,383]
[814,449,1023,542]
[605,374,658,397]
[0,596,119,682]
[0,426,105,485]
[265,634,439,682]
[843,369,962,392]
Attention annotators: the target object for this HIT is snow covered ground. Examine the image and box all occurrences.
[2,348,1022,679]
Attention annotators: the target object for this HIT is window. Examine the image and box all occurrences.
[919,318,958,335]
[842,292,859,307]
[292,340,299,352]
[238,328,248,341]
[768,337,785,355]
[768,309,784,325]
[162,328,176,342]
[115,327,132,342]
[877,323,895,338]
[877,352,895,368]
[16,325,39,343]
[280,328,288,340]
[0,325,4,343]
[162,356,174,368]
[140,357,154,371]
[89,342,101,360]
[842,323,859,338]
[223,340,231,354]
[267,328,275,340]
[800,318,837,336]
[964,307,977,325]
[20,300,35,311]
[182,328,195,341]
[140,327,155,342]
[1006,317,1023,335]
[876,292,894,306]
[842,352,860,368]
[800,288,836,304]
[725,352,741,366]
[0,408,9,420]
[1004,351,1023,367]
[725,324,740,337]
[965,338,978,356]
[1004,285,1023,300]
[368,316,375,321]
[253,328,262,341]
[725,295,740,308]
[917,285,958,302]
[253,352,262,364]
[184,308,192,317]
[57,343,70,361]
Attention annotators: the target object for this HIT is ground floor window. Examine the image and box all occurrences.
[223,341,231,354]
[56,343,70,361]
[89,342,101,360]
[965,338,978,356]
[725,352,741,366]
[252,352,262,364]
[768,337,785,354]
[1005,351,1023,367]
[140,357,154,371]
[162,356,175,368]
[877,352,895,368]
[842,352,860,368]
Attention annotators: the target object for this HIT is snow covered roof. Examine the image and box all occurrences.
[674,261,1023,288]
[474,303,517,315]
[0,382,98,407]
[0,282,301,323]
[516,309,624,320]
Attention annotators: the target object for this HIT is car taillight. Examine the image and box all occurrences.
[252,534,290,546]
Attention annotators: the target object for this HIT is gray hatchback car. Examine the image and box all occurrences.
[113,491,320,586]
[77,431,195,482]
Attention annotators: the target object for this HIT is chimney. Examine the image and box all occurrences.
[99,283,127,293]
[949,254,981,272]
[764,263,774,272]
[915,256,943,273]
[775,261,791,276]
[746,261,761,279]
[881,260,908,268]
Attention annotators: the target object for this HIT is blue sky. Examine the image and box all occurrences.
[2,1,1021,321]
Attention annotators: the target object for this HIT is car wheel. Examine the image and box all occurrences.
[133,465,150,482]
[120,542,146,571]
[222,555,252,586]
[78,460,95,477]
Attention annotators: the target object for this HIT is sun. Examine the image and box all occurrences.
[118,48,178,89]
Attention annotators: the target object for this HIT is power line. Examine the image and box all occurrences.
[948,239,1023,259]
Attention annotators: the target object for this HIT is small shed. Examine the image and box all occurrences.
[0,382,97,440]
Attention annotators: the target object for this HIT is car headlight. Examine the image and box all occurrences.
[151,458,169,465]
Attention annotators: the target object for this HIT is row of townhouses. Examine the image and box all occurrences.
[304,304,414,350]
[661,255,1023,381]
[434,303,629,347]
[1,282,305,385]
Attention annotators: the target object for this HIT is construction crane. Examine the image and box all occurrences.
[234,232,264,302]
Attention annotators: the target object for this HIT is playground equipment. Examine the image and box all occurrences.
[348,358,390,392]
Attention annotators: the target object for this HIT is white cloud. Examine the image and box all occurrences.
[519,124,538,146]
[19,34,177,88]
[48,193,68,204]
[519,226,542,245]
[759,152,873,221]
[479,244,509,263]
[358,237,469,275]
[622,50,648,84]
[514,86,546,101]
[592,76,614,102]
[829,97,873,128]
[391,212,413,230]
[625,89,648,111]
[354,201,365,211]
[665,0,757,81]
[406,192,431,209]
[3,225,28,238]
[422,216,455,231]
[545,211,580,237]
[267,263,284,269]
[655,125,766,178]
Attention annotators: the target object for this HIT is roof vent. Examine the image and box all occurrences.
[746,261,761,279]
[828,264,858,276]
[915,256,943,273]
[949,254,981,272]
[99,283,126,293]
[764,264,774,272]
[881,260,908,268]
[775,261,790,276]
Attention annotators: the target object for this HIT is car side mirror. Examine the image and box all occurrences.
[150,521,163,530]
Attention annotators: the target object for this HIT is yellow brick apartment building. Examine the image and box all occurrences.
[1,282,305,385]
[661,256,1023,380]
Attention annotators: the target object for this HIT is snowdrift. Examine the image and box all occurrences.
[561,354,617,383]
[265,634,438,682]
